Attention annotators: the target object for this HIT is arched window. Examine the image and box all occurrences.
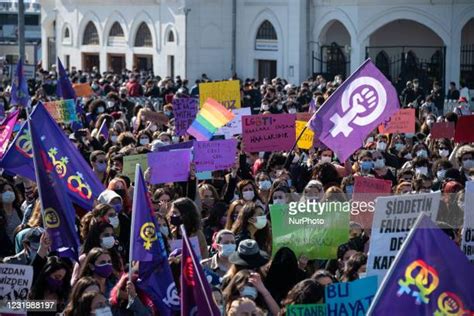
[64,27,70,39]
[375,50,390,78]
[167,30,175,43]
[134,22,152,47]
[109,22,124,37]
[255,20,278,51]
[326,42,346,78]
[83,21,99,45]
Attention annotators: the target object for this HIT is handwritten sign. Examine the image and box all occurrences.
[269,203,349,259]
[143,110,169,125]
[173,98,198,136]
[0,263,33,314]
[295,120,314,150]
[430,121,455,139]
[242,114,296,153]
[73,83,94,97]
[148,149,192,184]
[44,99,78,123]
[454,115,474,142]
[378,108,415,134]
[352,176,393,229]
[216,107,251,139]
[367,192,441,285]
[194,139,237,172]
[123,154,149,180]
[199,80,241,109]
[325,277,378,316]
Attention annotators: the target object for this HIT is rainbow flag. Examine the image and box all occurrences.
[187,98,234,141]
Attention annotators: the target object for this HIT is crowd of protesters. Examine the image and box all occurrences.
[0,64,472,315]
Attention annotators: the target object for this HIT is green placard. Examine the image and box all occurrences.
[122,154,149,180]
[287,304,326,316]
[270,203,349,260]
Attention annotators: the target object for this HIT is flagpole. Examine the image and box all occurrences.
[129,163,140,282]
[367,212,428,315]
[180,225,217,314]
[26,106,47,233]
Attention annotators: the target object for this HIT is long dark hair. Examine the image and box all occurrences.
[231,202,271,253]
[280,279,324,315]
[78,247,112,279]
[29,256,72,302]
[169,197,201,236]
[63,277,99,316]
[72,291,102,316]
[341,252,367,282]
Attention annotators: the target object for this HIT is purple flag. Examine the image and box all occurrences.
[131,164,180,315]
[29,118,80,260]
[56,58,77,100]
[10,58,30,108]
[368,214,474,315]
[309,59,399,162]
[173,98,198,136]
[180,225,220,316]
[0,110,19,158]
[98,120,109,140]
[0,103,104,209]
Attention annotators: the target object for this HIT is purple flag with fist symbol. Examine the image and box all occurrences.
[309,59,399,162]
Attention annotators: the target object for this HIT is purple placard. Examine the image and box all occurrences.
[148,149,192,184]
[242,114,296,153]
[194,139,238,172]
[156,140,195,152]
[173,98,198,136]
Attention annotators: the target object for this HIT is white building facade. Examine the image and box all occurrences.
[40,0,474,90]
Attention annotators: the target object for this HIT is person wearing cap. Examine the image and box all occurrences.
[451,144,474,183]
[201,229,236,278]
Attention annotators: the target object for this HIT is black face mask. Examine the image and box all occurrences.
[170,215,182,227]
[212,179,226,193]
[114,189,126,199]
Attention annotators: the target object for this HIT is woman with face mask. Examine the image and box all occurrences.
[371,151,397,186]
[77,247,118,298]
[0,179,23,257]
[72,287,112,316]
[29,256,72,314]
[166,197,209,259]
[236,180,261,205]
[255,172,272,204]
[268,184,290,206]
[230,202,271,253]
[72,222,123,286]
[340,252,367,282]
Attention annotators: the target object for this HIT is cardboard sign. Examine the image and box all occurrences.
[216,107,251,139]
[325,276,378,316]
[43,99,78,123]
[269,203,349,260]
[169,236,202,261]
[199,80,241,109]
[366,192,441,285]
[242,114,296,153]
[378,108,415,134]
[194,139,237,172]
[287,304,326,316]
[73,83,94,97]
[295,120,314,150]
[454,115,474,142]
[143,110,169,125]
[430,121,455,139]
[0,263,33,314]
[173,98,198,136]
[462,181,474,263]
[148,149,192,184]
[123,154,149,180]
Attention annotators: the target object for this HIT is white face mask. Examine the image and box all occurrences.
[94,306,113,316]
[358,272,367,279]
[107,101,115,109]
[240,286,258,300]
[374,158,385,169]
[436,169,446,181]
[376,142,387,151]
[439,149,449,158]
[417,149,428,158]
[150,125,158,132]
[110,135,118,143]
[288,108,297,114]
[258,180,271,191]
[140,138,149,145]
[253,215,267,229]
[100,236,115,249]
[242,191,255,201]
[320,156,332,163]
[108,216,119,228]
[415,167,428,176]
[463,159,474,170]
[262,104,269,111]
[172,136,180,143]
[276,104,283,111]
[97,107,105,114]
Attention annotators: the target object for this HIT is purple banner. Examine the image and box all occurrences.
[309,59,399,162]
[173,98,198,136]
[194,139,238,172]
[148,149,192,184]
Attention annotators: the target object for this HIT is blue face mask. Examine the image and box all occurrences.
[361,161,373,172]
[345,185,354,194]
